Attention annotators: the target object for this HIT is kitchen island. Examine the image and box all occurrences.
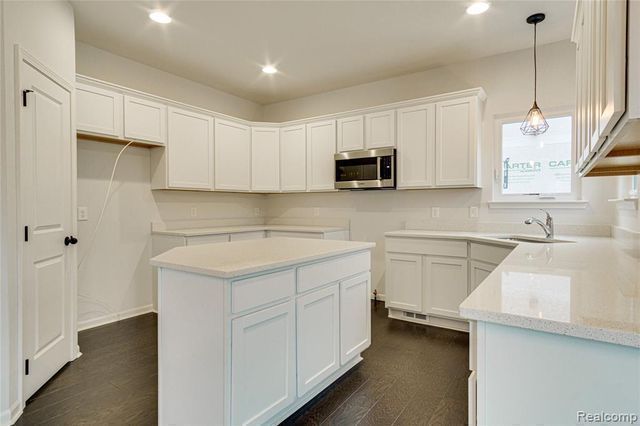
[150,237,375,426]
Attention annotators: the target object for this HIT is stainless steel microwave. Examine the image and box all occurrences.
[334,148,395,190]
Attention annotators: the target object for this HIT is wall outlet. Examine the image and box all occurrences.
[469,206,479,218]
[431,207,440,218]
[77,206,88,221]
[313,207,320,217]
[190,207,197,218]
[254,207,261,217]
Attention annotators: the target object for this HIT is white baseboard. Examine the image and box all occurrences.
[1,400,22,426]
[370,293,385,302]
[77,304,154,331]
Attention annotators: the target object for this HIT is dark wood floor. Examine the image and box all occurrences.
[16,302,469,425]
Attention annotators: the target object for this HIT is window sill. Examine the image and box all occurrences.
[488,200,590,209]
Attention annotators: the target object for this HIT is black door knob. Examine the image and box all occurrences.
[64,236,78,246]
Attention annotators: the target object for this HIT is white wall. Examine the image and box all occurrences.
[76,42,262,121]
[262,40,618,296]
[0,1,76,423]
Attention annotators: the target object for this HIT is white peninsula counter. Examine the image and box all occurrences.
[150,237,375,426]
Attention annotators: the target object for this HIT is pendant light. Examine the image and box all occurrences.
[520,13,549,136]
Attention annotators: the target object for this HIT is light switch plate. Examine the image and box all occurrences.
[254,207,261,217]
[469,206,479,218]
[431,207,440,218]
[77,206,88,221]
[190,207,197,217]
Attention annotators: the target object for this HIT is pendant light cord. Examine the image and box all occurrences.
[533,22,537,103]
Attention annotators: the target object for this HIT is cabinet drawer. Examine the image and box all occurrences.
[469,243,512,265]
[231,269,295,314]
[385,237,467,257]
[297,251,370,293]
[186,234,229,246]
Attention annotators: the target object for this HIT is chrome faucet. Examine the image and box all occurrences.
[525,209,554,239]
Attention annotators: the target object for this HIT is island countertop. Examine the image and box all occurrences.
[150,237,375,279]
[386,230,640,348]
[152,224,346,237]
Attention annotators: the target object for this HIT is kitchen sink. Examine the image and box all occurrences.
[490,235,574,244]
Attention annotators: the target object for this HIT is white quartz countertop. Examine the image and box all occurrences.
[150,237,375,279]
[386,230,640,348]
[152,224,346,237]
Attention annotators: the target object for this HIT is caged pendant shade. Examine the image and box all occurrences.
[521,13,549,136]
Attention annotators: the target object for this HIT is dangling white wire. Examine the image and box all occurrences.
[78,140,134,270]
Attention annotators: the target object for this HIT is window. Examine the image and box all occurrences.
[499,115,574,196]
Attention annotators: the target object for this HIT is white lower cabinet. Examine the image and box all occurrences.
[231,301,296,426]
[424,256,468,318]
[385,236,514,330]
[158,249,373,425]
[386,253,423,313]
[340,272,371,364]
[469,260,496,293]
[296,284,340,397]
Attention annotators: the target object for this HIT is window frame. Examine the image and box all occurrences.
[492,108,583,204]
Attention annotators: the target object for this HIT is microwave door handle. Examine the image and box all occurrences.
[376,157,381,180]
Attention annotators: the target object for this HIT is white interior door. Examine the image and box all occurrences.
[20,56,74,400]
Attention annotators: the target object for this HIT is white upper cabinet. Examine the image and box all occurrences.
[396,104,436,188]
[123,95,167,144]
[280,125,306,192]
[365,110,395,149]
[166,107,214,190]
[251,127,280,192]
[435,97,479,187]
[215,119,251,191]
[306,120,336,191]
[76,82,123,138]
[573,0,630,175]
[337,115,364,152]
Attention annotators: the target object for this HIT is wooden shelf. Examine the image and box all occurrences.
[77,132,165,148]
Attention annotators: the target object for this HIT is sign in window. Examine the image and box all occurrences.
[501,116,573,195]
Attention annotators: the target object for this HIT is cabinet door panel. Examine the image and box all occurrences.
[306,120,336,191]
[232,302,296,426]
[76,82,123,138]
[296,284,340,397]
[167,107,213,189]
[385,253,423,312]
[396,104,435,188]
[424,256,468,318]
[469,260,496,294]
[435,97,477,187]
[123,95,167,144]
[280,125,306,191]
[337,115,364,152]
[340,272,371,364]
[365,110,395,149]
[251,127,280,191]
[214,119,251,191]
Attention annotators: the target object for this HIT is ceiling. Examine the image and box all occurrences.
[71,1,576,105]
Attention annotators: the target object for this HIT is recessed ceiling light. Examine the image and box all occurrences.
[149,10,172,24]
[466,2,490,15]
[262,65,278,74]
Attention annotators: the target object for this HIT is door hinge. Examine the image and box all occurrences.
[25,359,29,375]
[24,225,29,242]
[22,89,33,107]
